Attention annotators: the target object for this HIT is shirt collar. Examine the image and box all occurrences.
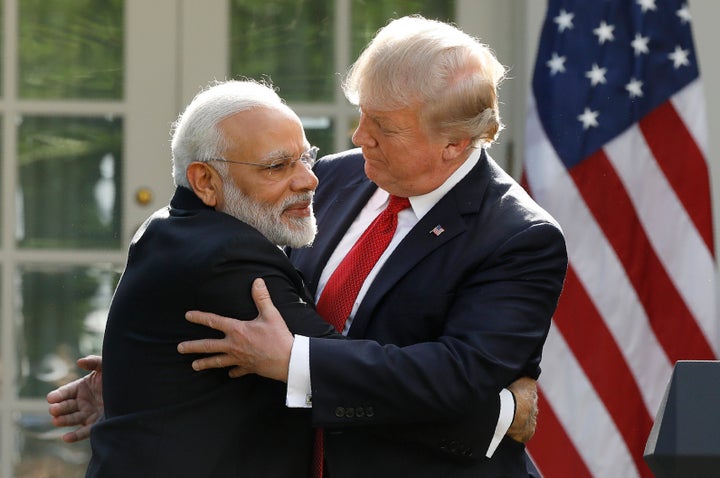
[379,147,481,220]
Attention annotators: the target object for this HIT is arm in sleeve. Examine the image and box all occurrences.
[309,222,566,427]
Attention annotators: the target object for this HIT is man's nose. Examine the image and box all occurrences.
[352,117,376,147]
[290,162,319,191]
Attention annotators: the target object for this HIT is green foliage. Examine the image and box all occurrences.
[17,116,123,249]
[19,0,124,99]
[351,0,455,58]
[230,0,335,102]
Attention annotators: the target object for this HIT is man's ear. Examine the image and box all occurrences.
[186,162,221,208]
[442,137,473,162]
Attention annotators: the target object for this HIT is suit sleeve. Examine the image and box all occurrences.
[196,235,338,339]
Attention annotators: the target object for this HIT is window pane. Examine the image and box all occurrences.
[351,0,455,58]
[230,0,334,102]
[301,116,333,159]
[17,116,123,249]
[16,264,119,398]
[18,0,124,99]
[15,412,91,477]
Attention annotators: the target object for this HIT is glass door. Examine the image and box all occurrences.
[1,0,179,475]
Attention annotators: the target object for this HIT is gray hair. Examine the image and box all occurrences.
[342,15,506,147]
[170,79,289,187]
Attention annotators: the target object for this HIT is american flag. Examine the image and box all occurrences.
[523,1,718,476]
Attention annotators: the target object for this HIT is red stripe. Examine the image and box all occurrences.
[528,390,592,477]
[570,150,715,361]
[554,267,654,477]
[639,102,714,255]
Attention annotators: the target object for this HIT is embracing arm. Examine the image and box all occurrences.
[180,278,539,443]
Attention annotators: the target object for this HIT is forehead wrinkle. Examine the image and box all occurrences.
[257,142,312,162]
[363,106,416,132]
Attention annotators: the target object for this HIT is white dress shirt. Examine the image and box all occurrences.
[286,148,514,457]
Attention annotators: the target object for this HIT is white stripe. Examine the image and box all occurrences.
[525,100,673,413]
[672,79,710,159]
[604,123,718,355]
[539,324,640,478]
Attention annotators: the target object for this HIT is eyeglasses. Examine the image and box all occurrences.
[204,146,319,181]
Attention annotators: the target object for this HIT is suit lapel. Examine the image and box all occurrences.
[348,152,492,338]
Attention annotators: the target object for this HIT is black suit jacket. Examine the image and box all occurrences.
[289,149,568,477]
[86,187,336,478]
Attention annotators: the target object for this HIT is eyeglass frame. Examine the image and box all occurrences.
[201,146,319,179]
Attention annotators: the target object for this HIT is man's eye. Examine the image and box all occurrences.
[265,159,290,171]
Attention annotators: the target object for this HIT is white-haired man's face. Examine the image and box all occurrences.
[215,107,318,248]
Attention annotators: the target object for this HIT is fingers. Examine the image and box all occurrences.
[508,376,537,396]
[50,407,92,428]
[48,399,78,418]
[46,390,65,405]
[251,277,271,302]
[251,278,279,320]
[186,353,233,371]
[184,310,236,331]
[46,378,82,404]
[228,366,249,379]
[61,425,92,443]
[77,355,102,373]
[177,337,226,356]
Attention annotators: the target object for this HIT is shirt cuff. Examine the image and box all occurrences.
[286,335,313,408]
[486,388,515,458]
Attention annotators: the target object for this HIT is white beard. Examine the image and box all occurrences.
[219,176,317,248]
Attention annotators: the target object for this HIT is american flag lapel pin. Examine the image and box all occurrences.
[430,225,445,236]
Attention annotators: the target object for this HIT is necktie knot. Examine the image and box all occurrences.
[387,195,410,215]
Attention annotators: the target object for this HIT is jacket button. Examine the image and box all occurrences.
[365,406,374,418]
[355,407,365,418]
[334,407,345,418]
[345,407,355,418]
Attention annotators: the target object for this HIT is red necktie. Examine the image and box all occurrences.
[316,194,411,332]
[311,194,411,478]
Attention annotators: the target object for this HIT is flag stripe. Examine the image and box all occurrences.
[671,80,709,157]
[570,148,715,361]
[639,101,714,254]
[528,390,592,477]
[602,109,718,355]
[553,267,654,476]
[538,323,640,477]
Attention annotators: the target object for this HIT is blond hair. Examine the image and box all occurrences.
[343,15,506,147]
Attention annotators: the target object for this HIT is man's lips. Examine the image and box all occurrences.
[283,200,312,217]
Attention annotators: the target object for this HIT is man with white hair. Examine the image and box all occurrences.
[83,79,338,477]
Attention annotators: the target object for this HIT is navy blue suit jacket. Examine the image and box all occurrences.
[86,187,336,478]
[289,149,568,477]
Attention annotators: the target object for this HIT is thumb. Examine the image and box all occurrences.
[77,355,103,373]
[251,278,279,321]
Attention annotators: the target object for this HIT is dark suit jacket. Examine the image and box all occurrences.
[86,187,336,478]
[289,149,568,477]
